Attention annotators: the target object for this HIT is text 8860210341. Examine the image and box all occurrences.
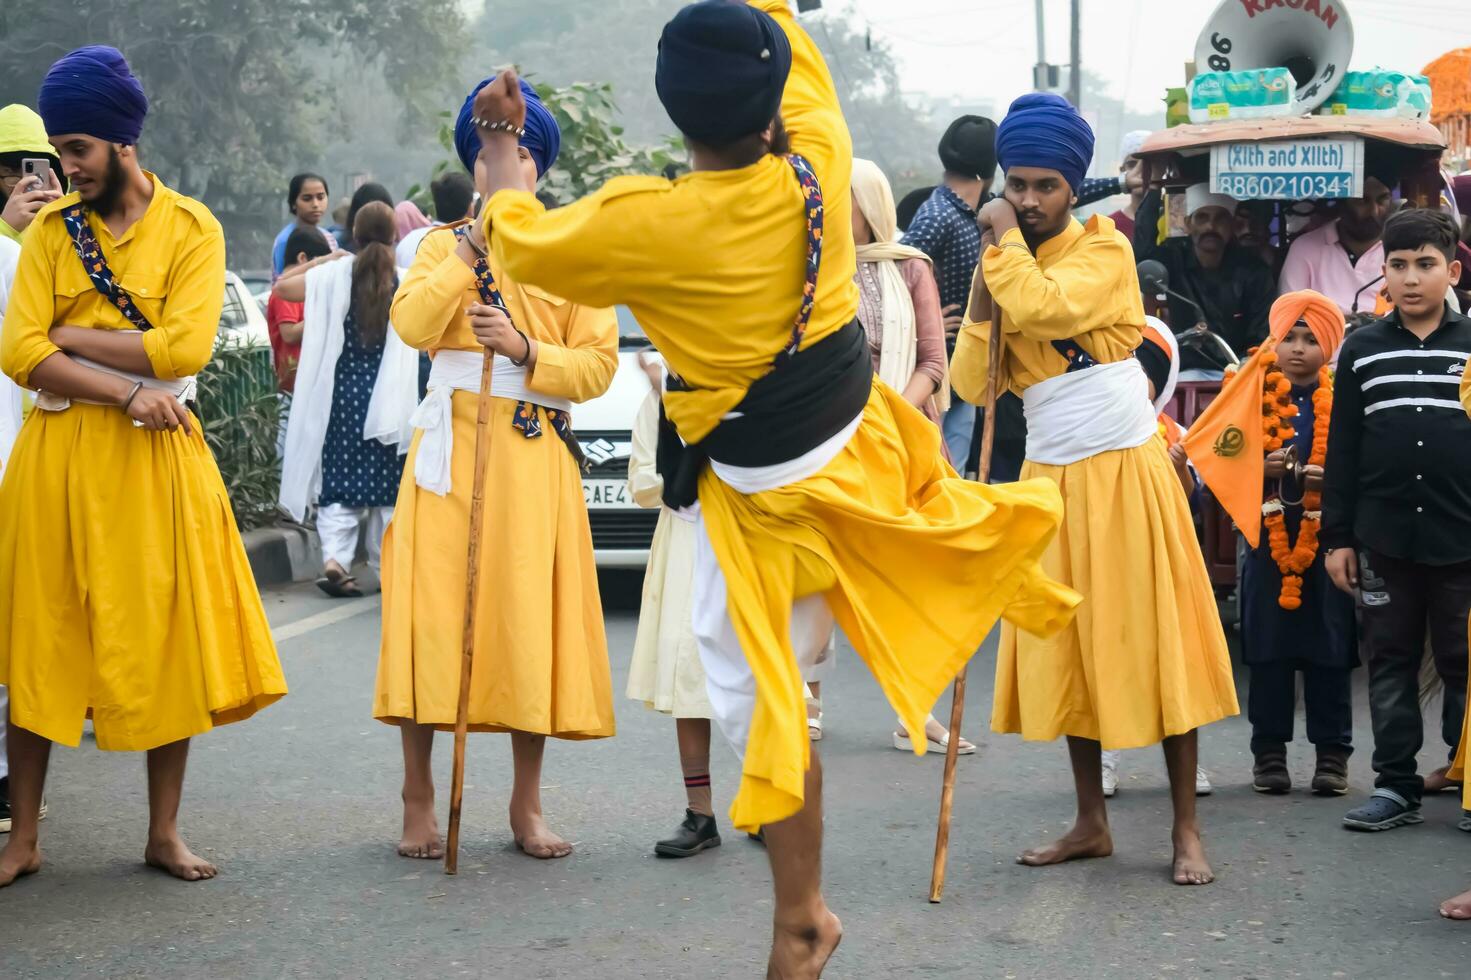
[1214,173,1356,200]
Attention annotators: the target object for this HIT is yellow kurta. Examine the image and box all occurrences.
[0,174,286,750]
[372,222,618,738]
[482,0,1078,831]
[952,217,1239,749]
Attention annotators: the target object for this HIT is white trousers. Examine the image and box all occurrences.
[318,503,393,573]
[691,513,836,760]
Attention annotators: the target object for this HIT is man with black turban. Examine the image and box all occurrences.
[462,4,1078,975]
[952,92,1237,888]
[0,46,286,888]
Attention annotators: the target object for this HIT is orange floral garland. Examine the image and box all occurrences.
[1261,363,1333,610]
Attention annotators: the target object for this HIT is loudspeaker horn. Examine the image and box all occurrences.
[1195,0,1355,114]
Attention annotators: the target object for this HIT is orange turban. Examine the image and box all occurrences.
[1183,289,1343,548]
[1269,289,1345,361]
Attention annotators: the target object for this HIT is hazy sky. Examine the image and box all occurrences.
[834,0,1467,118]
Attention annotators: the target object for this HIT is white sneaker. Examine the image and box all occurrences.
[1195,766,1213,796]
[1102,754,1120,798]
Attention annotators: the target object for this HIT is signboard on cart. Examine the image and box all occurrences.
[1210,137,1364,200]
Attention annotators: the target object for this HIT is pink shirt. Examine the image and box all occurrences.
[1278,219,1385,317]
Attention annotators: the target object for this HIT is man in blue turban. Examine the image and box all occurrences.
[951,88,1232,889]
[455,76,560,184]
[0,45,287,889]
[36,45,150,217]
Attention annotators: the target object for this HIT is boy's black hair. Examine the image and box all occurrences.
[1382,208,1459,263]
[284,226,331,266]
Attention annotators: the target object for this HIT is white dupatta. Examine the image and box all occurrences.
[0,238,24,470]
[850,158,951,413]
[279,255,420,521]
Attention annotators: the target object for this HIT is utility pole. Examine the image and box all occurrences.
[1067,0,1082,108]
[1033,0,1049,91]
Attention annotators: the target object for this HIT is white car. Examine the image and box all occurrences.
[577,307,659,568]
[221,270,270,349]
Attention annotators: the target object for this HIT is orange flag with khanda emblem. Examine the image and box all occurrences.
[1183,290,1345,548]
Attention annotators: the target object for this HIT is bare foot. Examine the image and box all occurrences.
[1425,766,1462,794]
[1440,888,1471,920]
[511,809,572,860]
[1171,826,1214,886]
[0,838,42,888]
[1018,822,1113,867]
[144,833,218,882]
[398,792,444,860]
[767,908,843,979]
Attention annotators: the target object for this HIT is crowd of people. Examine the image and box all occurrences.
[1,2,1471,976]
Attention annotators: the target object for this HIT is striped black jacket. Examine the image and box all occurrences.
[1322,304,1471,565]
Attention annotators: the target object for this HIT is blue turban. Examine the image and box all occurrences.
[656,1,791,145]
[455,77,560,180]
[995,92,1095,195]
[38,46,148,146]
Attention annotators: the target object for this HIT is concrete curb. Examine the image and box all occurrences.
[243,523,323,588]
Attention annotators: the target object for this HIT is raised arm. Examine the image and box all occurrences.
[754,0,851,185]
[388,229,473,351]
[485,178,665,310]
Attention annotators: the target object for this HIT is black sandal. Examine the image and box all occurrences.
[315,567,363,598]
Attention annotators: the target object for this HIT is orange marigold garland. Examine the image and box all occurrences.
[1262,364,1333,610]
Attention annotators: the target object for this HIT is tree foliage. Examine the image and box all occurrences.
[0,0,466,258]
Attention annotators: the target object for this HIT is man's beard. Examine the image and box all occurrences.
[86,147,128,214]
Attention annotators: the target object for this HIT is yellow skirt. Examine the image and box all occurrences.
[1444,616,1471,806]
[373,394,614,738]
[992,437,1239,749]
[699,381,1078,832]
[0,404,286,750]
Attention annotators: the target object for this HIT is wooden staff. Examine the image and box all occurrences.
[445,345,496,875]
[929,306,1002,904]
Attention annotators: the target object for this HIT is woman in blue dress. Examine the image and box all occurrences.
[276,201,423,597]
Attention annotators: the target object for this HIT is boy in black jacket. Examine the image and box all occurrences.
[1323,208,1471,832]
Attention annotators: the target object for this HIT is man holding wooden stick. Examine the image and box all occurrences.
[464,3,1077,975]
[371,78,618,865]
[952,93,1238,888]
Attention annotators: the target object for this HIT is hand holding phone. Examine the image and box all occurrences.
[3,160,62,236]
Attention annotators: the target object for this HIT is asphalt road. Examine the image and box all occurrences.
[4,572,1471,979]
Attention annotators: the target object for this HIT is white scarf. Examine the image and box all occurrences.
[279,255,420,521]
[851,158,950,413]
[1022,359,1158,466]
[0,238,22,469]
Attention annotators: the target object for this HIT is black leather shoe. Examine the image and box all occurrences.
[654,809,721,858]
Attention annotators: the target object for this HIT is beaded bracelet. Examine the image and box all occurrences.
[471,117,526,138]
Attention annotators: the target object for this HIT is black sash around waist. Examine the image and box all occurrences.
[655,319,872,509]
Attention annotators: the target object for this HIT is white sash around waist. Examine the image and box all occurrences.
[709,406,864,495]
[34,354,196,414]
[410,348,572,495]
[1022,358,1156,466]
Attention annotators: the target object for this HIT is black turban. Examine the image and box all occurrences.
[938,115,997,181]
[656,1,792,146]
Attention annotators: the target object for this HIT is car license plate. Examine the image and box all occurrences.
[583,479,631,509]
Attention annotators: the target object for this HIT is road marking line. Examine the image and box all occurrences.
[271,596,381,643]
